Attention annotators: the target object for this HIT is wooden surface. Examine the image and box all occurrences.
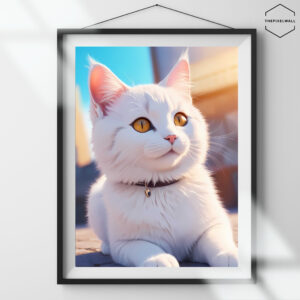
[76,213,238,267]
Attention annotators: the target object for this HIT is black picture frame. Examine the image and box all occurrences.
[57,28,256,284]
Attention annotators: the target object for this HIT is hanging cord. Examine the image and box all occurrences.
[83,3,233,29]
[157,4,233,29]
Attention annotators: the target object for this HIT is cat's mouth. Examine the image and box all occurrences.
[159,149,178,158]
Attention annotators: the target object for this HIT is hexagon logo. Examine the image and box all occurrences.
[265,4,295,38]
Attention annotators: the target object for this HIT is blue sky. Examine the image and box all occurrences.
[75,47,154,110]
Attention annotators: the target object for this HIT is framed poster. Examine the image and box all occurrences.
[57,28,256,284]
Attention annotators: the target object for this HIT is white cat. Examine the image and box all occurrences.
[87,52,238,267]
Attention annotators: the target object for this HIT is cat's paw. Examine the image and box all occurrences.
[141,253,180,267]
[101,241,110,255]
[210,248,238,267]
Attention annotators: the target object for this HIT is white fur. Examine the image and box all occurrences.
[87,54,238,267]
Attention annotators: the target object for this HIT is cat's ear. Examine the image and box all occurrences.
[160,51,191,97]
[89,57,128,120]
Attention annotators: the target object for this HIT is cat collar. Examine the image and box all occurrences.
[135,179,180,198]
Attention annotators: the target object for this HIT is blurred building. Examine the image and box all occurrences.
[151,47,238,209]
[75,88,99,224]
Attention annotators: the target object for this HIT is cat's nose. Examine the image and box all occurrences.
[164,135,177,145]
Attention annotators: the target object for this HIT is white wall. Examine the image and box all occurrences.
[0,0,299,299]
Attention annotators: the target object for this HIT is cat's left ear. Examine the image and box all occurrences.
[89,57,128,122]
[160,51,191,97]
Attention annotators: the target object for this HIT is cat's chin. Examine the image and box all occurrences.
[160,149,177,158]
[147,150,183,171]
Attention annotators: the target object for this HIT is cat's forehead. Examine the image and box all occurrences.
[107,84,193,122]
[125,85,184,111]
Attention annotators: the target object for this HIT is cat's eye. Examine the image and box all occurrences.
[174,112,188,127]
[132,118,152,133]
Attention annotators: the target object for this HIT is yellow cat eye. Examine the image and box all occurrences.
[174,112,188,127]
[132,118,152,133]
